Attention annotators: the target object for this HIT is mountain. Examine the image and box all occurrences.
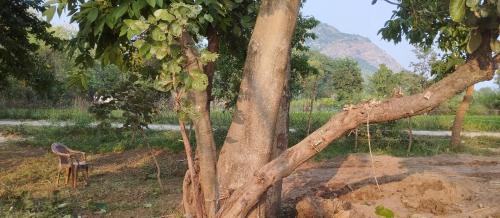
[307,23,404,75]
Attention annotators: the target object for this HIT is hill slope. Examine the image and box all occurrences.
[307,23,404,74]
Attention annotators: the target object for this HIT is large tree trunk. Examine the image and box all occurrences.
[217,34,497,217]
[216,0,300,216]
[255,51,292,218]
[180,32,218,218]
[450,85,474,148]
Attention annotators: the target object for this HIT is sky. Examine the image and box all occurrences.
[303,0,416,69]
[301,0,497,89]
[51,1,497,89]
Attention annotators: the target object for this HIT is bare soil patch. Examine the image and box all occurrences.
[283,154,500,217]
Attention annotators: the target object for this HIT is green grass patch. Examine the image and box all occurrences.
[0,125,185,153]
[313,134,500,160]
[397,115,500,132]
[0,108,498,132]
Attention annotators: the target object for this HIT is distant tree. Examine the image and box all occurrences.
[0,0,59,85]
[369,64,398,98]
[474,87,500,113]
[329,58,363,102]
[395,71,427,95]
[410,47,438,78]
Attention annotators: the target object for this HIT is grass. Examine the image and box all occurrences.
[0,107,499,131]
[396,115,500,132]
[313,134,500,160]
[0,125,185,153]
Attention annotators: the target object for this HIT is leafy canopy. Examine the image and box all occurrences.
[379,0,499,56]
[0,0,60,85]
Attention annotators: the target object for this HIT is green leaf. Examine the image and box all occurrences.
[203,14,214,23]
[106,15,116,29]
[467,30,482,53]
[119,24,128,36]
[190,71,208,91]
[133,39,145,48]
[450,0,467,22]
[43,6,56,21]
[87,8,99,23]
[155,46,169,59]
[153,9,175,22]
[465,0,479,8]
[139,43,151,56]
[115,3,129,19]
[170,22,182,37]
[156,0,164,8]
[132,1,147,16]
[200,50,218,63]
[152,28,166,41]
[375,205,394,218]
[146,0,156,7]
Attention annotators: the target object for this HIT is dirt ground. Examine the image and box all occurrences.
[0,135,187,217]
[1,133,499,217]
[283,154,500,218]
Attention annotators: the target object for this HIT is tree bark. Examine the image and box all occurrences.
[203,25,219,111]
[179,120,205,218]
[450,85,474,148]
[180,32,218,218]
[306,76,319,135]
[407,117,412,154]
[217,39,497,217]
[254,50,292,218]
[216,0,300,216]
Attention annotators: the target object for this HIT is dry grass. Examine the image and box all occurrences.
[0,142,187,217]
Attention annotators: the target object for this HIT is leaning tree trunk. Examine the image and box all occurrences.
[180,32,218,218]
[217,31,497,217]
[216,0,300,217]
[450,85,474,148]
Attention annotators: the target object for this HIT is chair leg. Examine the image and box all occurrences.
[73,166,78,188]
[84,166,89,185]
[65,167,71,185]
[56,169,61,185]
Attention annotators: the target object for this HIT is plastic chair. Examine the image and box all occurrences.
[50,143,89,188]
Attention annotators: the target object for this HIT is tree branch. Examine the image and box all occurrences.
[216,44,496,217]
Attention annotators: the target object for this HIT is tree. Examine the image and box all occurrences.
[369,64,398,98]
[329,58,363,102]
[0,0,59,86]
[410,46,438,78]
[50,0,498,217]
[380,0,499,148]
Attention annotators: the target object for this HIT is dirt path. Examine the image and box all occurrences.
[0,119,499,138]
[283,154,500,217]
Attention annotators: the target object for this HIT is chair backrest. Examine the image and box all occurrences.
[51,143,70,165]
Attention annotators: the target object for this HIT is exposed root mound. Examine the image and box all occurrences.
[342,173,468,216]
[294,173,473,217]
[296,196,351,218]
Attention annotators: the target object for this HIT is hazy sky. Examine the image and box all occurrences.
[301,1,496,89]
[302,0,416,69]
